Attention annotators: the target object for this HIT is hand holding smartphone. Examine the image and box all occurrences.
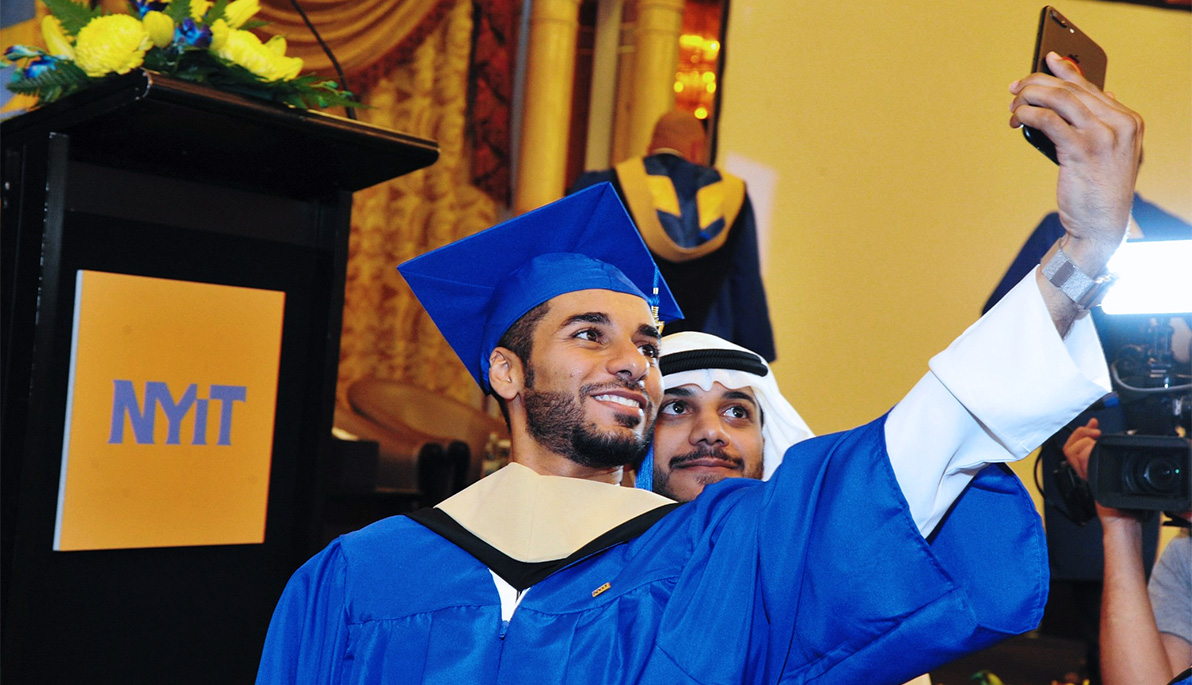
[1023,6,1108,164]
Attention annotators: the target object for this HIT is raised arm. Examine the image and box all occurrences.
[888,52,1141,535]
[1010,51,1142,335]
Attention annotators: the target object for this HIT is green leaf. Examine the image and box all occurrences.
[142,47,180,72]
[286,74,319,88]
[54,59,89,83]
[205,0,228,24]
[5,58,92,103]
[42,0,102,36]
[6,78,41,95]
[238,19,268,30]
[165,0,193,24]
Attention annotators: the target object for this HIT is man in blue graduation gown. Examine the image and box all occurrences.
[256,54,1142,684]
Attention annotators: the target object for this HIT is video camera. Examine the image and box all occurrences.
[1089,434,1190,511]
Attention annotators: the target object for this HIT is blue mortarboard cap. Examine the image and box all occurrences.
[397,183,684,390]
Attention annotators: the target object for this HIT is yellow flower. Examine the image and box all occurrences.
[190,0,212,21]
[222,0,260,29]
[211,27,302,82]
[264,35,286,55]
[73,15,152,78]
[142,11,175,49]
[41,15,75,59]
[209,19,229,51]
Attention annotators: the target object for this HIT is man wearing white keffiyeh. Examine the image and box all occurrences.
[638,331,814,502]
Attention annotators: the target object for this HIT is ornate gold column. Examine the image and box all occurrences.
[514,0,583,214]
[626,0,684,158]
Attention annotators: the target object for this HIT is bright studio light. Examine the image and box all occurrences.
[1100,239,1192,315]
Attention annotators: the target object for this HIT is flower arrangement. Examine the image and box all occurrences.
[2,0,359,109]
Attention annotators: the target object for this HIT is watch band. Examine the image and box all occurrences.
[1041,245,1116,310]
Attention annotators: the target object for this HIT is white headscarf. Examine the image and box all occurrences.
[638,332,814,490]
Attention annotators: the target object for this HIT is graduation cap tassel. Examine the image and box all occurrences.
[651,270,662,331]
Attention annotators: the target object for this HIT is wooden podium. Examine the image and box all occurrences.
[0,71,438,682]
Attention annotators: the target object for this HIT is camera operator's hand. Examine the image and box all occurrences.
[1062,418,1136,526]
[1010,52,1143,336]
[1063,417,1101,481]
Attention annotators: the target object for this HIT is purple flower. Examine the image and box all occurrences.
[175,18,212,48]
[22,57,55,79]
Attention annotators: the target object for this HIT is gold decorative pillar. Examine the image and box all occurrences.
[626,0,684,158]
[514,0,583,214]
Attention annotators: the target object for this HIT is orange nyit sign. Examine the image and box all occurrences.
[54,271,285,551]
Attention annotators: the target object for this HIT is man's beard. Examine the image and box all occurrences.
[522,379,653,469]
[652,446,762,502]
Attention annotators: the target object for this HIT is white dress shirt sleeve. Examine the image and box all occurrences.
[886,270,1112,536]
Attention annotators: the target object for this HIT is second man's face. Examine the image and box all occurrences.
[651,382,764,502]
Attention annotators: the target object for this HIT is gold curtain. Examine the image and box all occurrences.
[258,0,454,92]
[337,0,501,409]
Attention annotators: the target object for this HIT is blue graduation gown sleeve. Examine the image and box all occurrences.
[648,415,1047,684]
[256,541,351,683]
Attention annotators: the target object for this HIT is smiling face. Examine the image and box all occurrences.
[651,382,764,502]
[511,289,663,470]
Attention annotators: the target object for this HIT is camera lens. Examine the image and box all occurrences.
[1138,457,1180,495]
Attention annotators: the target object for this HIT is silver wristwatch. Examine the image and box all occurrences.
[1041,245,1116,310]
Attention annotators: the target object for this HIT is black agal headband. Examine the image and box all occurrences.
[659,348,769,378]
